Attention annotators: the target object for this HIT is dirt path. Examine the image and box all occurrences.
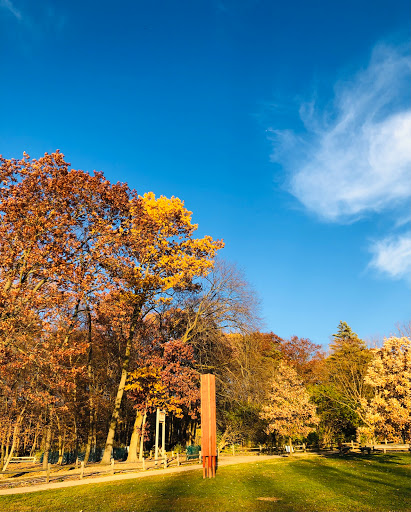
[0,455,285,496]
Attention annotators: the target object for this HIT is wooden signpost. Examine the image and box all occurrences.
[201,373,217,478]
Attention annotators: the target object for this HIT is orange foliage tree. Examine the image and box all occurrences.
[0,151,223,466]
[0,151,132,467]
[125,338,199,462]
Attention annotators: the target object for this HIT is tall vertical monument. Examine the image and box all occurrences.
[201,373,217,478]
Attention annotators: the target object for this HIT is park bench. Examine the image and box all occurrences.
[186,445,200,461]
[339,442,359,454]
[9,456,37,463]
[293,444,307,452]
[359,446,372,454]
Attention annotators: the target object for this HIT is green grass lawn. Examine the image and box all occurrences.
[1,453,410,512]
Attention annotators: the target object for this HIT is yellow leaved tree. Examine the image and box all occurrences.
[100,192,223,463]
[359,336,411,443]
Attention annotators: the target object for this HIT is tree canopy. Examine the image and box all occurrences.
[0,151,409,468]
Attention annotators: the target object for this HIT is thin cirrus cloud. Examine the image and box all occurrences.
[0,0,21,20]
[369,233,411,280]
[268,43,411,281]
[269,43,411,222]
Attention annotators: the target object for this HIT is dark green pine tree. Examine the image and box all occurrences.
[331,321,366,352]
[318,321,373,440]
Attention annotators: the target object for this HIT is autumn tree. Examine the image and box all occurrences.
[205,331,280,449]
[96,194,223,463]
[0,151,133,466]
[278,335,324,385]
[176,262,268,448]
[125,338,199,461]
[0,151,223,464]
[360,336,411,443]
[141,261,264,448]
[313,322,373,443]
[260,361,319,447]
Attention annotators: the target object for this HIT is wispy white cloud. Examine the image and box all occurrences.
[369,232,411,279]
[0,0,21,20]
[269,44,411,223]
[268,43,411,282]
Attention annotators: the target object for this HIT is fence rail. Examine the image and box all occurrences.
[0,453,203,489]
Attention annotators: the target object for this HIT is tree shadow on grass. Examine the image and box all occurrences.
[140,465,309,512]
[322,451,411,465]
[11,457,406,512]
[143,462,382,512]
[139,456,411,512]
[284,457,411,512]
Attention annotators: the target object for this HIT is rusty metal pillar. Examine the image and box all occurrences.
[201,373,216,478]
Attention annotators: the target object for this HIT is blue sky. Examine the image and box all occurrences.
[1,0,410,348]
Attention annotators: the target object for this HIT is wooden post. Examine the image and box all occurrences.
[142,457,146,470]
[201,374,217,478]
[177,452,180,466]
[162,416,166,458]
[111,458,115,475]
[46,463,51,483]
[80,461,84,479]
[163,455,167,469]
[155,409,160,465]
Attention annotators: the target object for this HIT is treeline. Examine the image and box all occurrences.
[216,324,410,452]
[0,152,410,470]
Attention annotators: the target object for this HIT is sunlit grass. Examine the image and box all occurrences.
[1,453,410,512]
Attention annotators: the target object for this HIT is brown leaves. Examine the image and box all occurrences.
[0,150,223,451]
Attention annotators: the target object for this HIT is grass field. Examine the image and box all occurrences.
[0,453,410,512]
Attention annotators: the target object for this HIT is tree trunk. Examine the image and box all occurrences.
[126,412,144,463]
[30,418,41,456]
[0,444,4,471]
[23,416,32,453]
[4,421,12,461]
[84,305,95,466]
[101,310,140,465]
[139,412,147,460]
[92,409,97,453]
[3,409,25,472]
[185,419,193,445]
[84,420,93,465]
[101,353,130,464]
[168,416,173,446]
[42,423,52,469]
[57,428,65,465]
